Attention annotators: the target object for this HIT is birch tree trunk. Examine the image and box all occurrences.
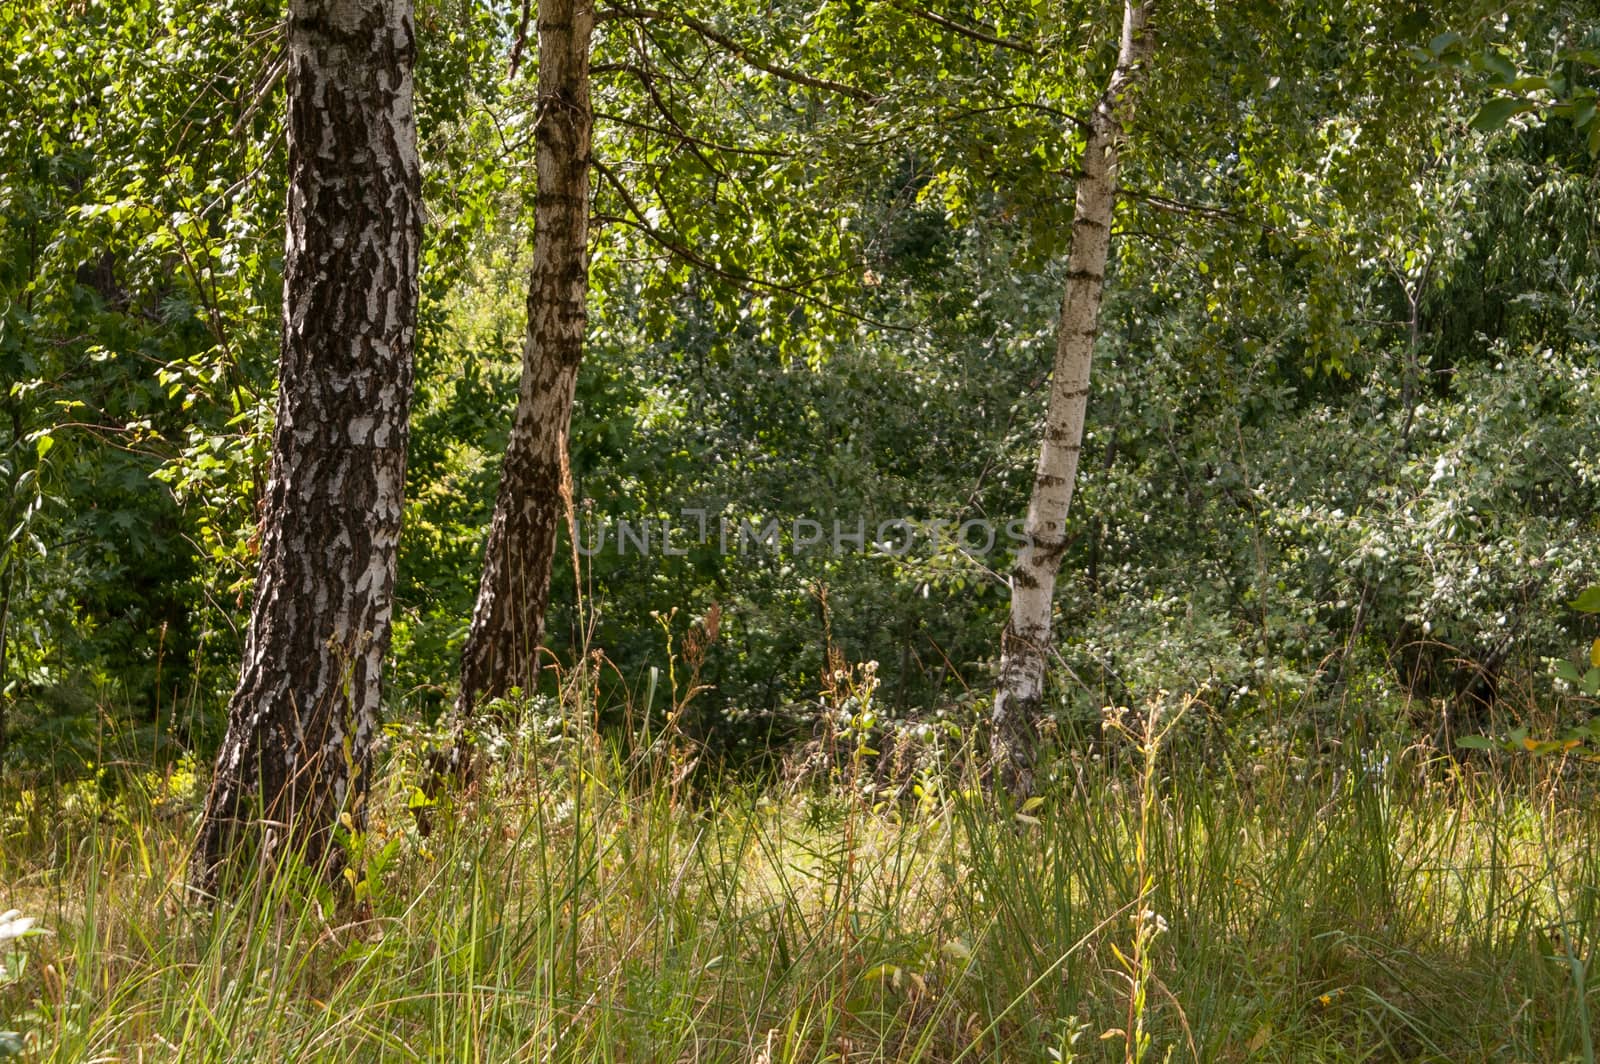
[191,0,421,894]
[455,0,592,720]
[991,0,1154,798]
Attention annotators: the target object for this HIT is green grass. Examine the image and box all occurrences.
[1,714,1597,1062]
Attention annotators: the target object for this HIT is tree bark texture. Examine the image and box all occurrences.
[192,0,421,894]
[455,0,593,720]
[991,0,1154,799]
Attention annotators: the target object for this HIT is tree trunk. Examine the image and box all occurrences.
[191,0,421,895]
[455,0,593,721]
[991,0,1154,798]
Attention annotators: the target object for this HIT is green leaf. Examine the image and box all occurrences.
[1556,660,1585,684]
[33,434,53,460]
[1475,50,1516,84]
[1428,31,1464,57]
[1571,586,1600,613]
[1469,97,1532,132]
[1453,735,1496,750]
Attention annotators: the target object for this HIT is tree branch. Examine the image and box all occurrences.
[601,47,729,179]
[946,100,1090,131]
[889,2,1036,55]
[600,5,873,101]
[1119,187,1243,222]
[507,0,533,78]
[594,109,791,157]
[591,157,909,331]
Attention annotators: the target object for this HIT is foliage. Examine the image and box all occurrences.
[4,3,1600,1057]
[0,0,284,776]
[1456,586,1600,758]
[2,0,1596,784]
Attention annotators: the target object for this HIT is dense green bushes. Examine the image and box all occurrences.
[2,0,1598,783]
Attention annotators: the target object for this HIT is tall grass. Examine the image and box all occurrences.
[1,697,1596,1062]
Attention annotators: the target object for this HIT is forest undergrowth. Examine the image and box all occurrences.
[1,655,1596,1063]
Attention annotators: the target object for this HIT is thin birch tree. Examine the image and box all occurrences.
[991,0,1154,798]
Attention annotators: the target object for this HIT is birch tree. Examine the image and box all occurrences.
[192,0,421,894]
[991,0,1154,798]
[451,0,866,726]
[453,0,594,720]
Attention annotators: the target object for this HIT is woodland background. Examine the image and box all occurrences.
[2,0,1597,781]
[2,1,1600,1060]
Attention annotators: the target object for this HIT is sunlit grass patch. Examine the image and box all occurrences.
[1,713,1596,1062]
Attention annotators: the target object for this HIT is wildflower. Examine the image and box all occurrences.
[0,911,38,944]
[1137,909,1168,934]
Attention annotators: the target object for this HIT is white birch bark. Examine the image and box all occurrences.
[992,0,1155,798]
[193,0,421,894]
[454,0,593,722]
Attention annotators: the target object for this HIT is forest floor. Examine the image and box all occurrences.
[1,708,1597,1063]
